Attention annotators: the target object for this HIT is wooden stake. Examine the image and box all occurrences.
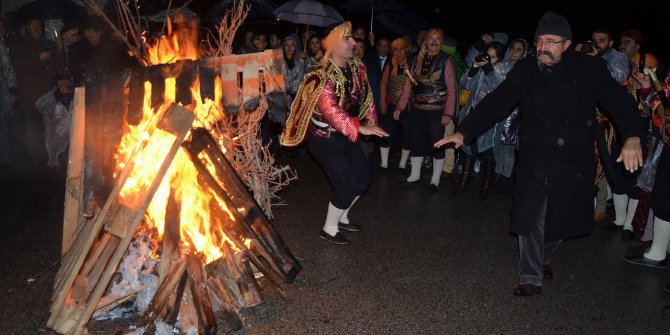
[62,88,86,255]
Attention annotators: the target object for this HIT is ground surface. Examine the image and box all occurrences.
[2,150,670,335]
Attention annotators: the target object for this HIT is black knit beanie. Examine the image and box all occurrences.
[534,11,572,40]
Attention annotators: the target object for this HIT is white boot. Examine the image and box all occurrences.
[644,217,670,261]
[430,158,445,186]
[407,157,423,182]
[379,147,390,168]
[612,193,628,226]
[623,198,639,231]
[399,149,411,169]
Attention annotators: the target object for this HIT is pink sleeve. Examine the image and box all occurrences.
[316,80,361,142]
[395,76,412,112]
[443,58,457,117]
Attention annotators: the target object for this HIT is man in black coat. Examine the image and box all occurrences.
[435,12,644,296]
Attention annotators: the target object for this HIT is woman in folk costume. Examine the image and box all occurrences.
[393,28,458,192]
[378,37,412,171]
[281,21,388,245]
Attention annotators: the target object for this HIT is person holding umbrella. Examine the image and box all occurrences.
[281,21,388,245]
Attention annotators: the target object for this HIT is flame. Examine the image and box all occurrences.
[114,26,249,264]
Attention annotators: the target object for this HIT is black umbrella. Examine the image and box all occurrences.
[15,0,89,24]
[340,0,405,32]
[374,10,428,39]
[202,0,278,26]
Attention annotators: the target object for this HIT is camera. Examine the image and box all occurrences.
[474,53,491,63]
[581,40,598,53]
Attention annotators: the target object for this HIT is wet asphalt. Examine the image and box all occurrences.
[1,149,670,334]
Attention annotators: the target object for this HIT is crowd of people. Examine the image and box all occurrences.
[0,5,669,311]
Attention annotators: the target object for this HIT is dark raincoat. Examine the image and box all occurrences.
[458,49,643,241]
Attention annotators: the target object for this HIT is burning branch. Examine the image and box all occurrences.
[201,0,250,57]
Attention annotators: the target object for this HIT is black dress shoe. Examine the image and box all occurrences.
[663,305,670,316]
[513,283,542,296]
[427,184,438,193]
[320,230,350,245]
[622,229,636,241]
[398,167,407,174]
[623,255,667,269]
[401,179,421,186]
[542,264,553,280]
[601,222,623,231]
[338,222,361,232]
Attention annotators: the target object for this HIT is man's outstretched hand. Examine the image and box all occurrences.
[617,136,643,172]
[434,132,464,148]
[359,125,389,138]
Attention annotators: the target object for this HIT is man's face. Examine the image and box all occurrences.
[333,32,355,61]
[377,39,389,57]
[535,34,571,66]
[392,46,408,63]
[619,36,639,59]
[27,20,43,40]
[253,34,267,51]
[353,40,365,59]
[591,32,613,54]
[269,34,281,49]
[353,28,366,40]
[424,32,442,56]
[84,28,102,46]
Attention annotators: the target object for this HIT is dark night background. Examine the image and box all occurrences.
[191,0,670,61]
[1,0,668,62]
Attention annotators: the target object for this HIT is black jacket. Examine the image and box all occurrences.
[458,48,643,241]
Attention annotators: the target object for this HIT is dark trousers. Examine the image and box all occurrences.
[308,133,371,209]
[380,103,411,151]
[409,108,445,159]
[518,195,562,286]
[652,146,670,221]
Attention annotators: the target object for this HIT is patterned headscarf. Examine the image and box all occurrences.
[321,21,352,65]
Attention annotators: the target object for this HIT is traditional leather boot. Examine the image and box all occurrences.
[449,156,474,197]
[477,159,496,201]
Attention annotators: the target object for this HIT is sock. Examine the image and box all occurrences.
[339,196,360,224]
[399,149,411,169]
[380,147,390,168]
[612,193,628,226]
[407,157,423,182]
[644,217,670,261]
[622,198,639,231]
[323,202,345,236]
[430,158,445,186]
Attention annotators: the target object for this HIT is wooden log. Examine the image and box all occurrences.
[183,128,301,283]
[70,104,195,335]
[159,187,181,282]
[62,88,86,255]
[142,257,187,325]
[234,251,263,307]
[185,254,217,334]
[204,257,244,308]
[71,235,120,304]
[205,277,244,331]
[198,59,216,102]
[176,60,195,106]
[126,69,145,126]
[49,104,195,335]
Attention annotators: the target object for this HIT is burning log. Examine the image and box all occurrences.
[51,26,299,333]
[184,128,301,283]
[48,104,195,335]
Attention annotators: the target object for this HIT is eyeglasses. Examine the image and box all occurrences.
[534,39,565,47]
